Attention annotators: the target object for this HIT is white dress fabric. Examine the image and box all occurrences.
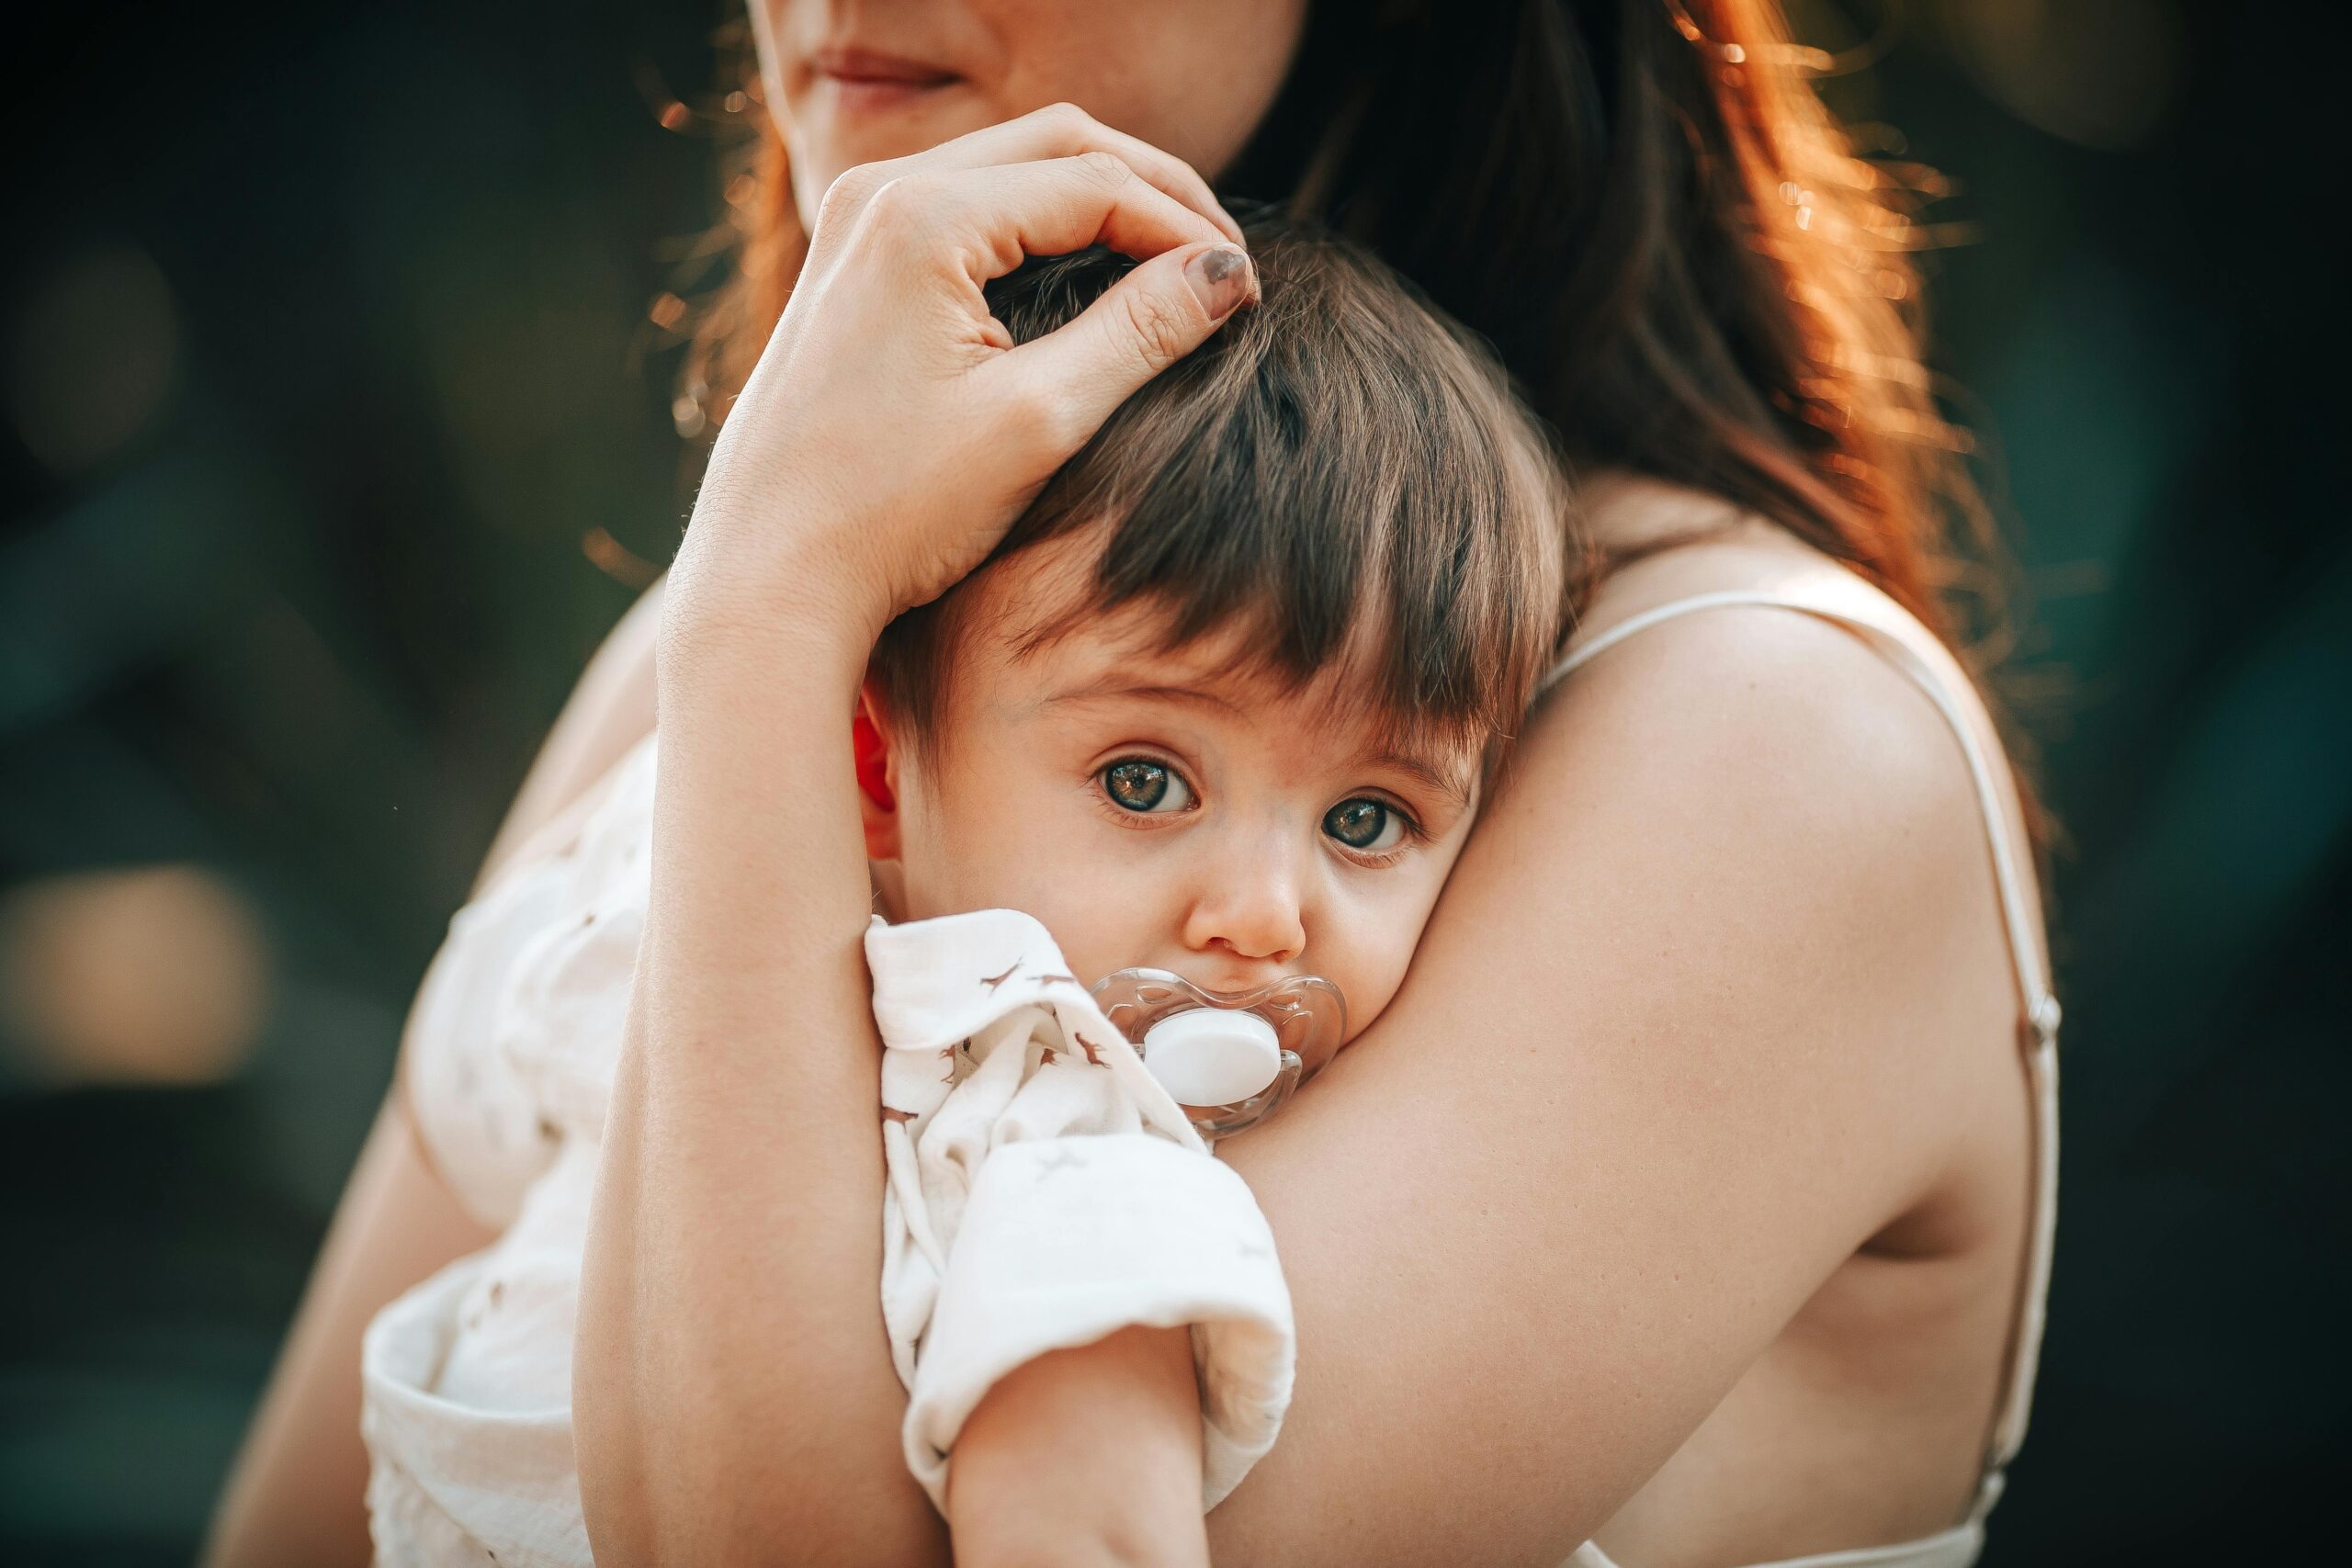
[361,737,1294,1565]
[362,737,653,1568]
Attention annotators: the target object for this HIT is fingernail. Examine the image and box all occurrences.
[1185,246,1254,320]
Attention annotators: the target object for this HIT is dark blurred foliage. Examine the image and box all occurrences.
[0,2,2342,1562]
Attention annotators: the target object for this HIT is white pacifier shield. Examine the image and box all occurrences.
[1141,1008,1282,1106]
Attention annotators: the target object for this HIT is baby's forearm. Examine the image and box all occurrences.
[950,1325,1212,1568]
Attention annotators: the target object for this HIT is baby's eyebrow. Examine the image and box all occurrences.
[1366,749,1476,813]
[1043,676,1244,715]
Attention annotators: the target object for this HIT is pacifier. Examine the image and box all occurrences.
[1089,969,1347,1141]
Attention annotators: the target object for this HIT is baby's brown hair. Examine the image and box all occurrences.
[871,211,1570,758]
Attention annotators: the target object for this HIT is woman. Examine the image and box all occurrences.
[208,3,2055,1564]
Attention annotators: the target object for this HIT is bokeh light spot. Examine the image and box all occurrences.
[0,864,270,1087]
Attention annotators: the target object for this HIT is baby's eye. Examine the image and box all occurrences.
[1323,797,1407,852]
[1101,758,1194,816]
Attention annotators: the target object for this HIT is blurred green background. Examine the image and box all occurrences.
[1,2,2342,1562]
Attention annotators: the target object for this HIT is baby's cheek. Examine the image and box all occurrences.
[1330,935,1414,1047]
[1332,872,1457,1045]
[989,884,1148,989]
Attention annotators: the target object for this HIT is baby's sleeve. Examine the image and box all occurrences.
[866,910,1295,1512]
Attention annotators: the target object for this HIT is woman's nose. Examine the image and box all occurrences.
[1180,846,1306,969]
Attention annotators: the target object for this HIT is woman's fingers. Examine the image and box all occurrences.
[896,102,1244,246]
[872,153,1234,284]
[686,104,1259,626]
[989,240,1256,451]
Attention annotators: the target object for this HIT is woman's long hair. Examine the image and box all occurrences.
[679,0,2004,663]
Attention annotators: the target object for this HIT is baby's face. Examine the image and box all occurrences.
[869,542,1483,1063]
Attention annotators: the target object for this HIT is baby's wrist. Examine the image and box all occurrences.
[947,1325,1209,1568]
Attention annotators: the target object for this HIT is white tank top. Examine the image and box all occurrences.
[1539,589,2060,1568]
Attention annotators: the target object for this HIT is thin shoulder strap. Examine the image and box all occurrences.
[1542,591,2060,1474]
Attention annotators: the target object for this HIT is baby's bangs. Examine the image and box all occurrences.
[1009,575,1521,766]
[989,220,1566,749]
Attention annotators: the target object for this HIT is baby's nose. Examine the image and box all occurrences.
[1182,862,1306,971]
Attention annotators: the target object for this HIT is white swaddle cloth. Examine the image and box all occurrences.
[868,909,1296,1512]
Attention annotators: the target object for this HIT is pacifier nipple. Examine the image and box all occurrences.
[1141,1008,1283,1106]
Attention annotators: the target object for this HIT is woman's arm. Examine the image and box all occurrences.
[571,106,1255,1564]
[202,582,664,1567]
[201,1100,495,1568]
[1204,599,2016,1563]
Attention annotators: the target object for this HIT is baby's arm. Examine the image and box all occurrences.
[869,909,1294,1517]
[950,1325,1209,1568]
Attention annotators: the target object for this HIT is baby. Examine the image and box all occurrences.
[856,216,1570,1508]
[858,217,1566,1066]
[360,217,1569,1564]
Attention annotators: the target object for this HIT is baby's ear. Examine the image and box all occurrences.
[853,678,902,863]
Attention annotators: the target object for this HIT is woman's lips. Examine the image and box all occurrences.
[808,46,960,114]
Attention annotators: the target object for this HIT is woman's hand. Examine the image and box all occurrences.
[665,103,1255,660]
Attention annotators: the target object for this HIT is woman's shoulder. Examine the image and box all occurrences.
[1549,524,1992,855]
[1553,489,2041,935]
[1566,478,1973,694]
[1524,491,2044,1141]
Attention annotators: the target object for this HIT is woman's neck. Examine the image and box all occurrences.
[1577,468,1755,556]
